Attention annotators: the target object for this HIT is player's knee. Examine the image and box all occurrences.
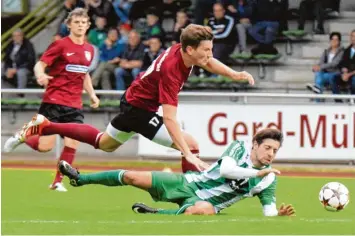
[37,143,54,152]
[122,171,137,185]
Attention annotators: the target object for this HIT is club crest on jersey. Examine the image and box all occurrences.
[85,51,91,61]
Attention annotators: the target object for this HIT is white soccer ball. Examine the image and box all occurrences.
[319,182,350,211]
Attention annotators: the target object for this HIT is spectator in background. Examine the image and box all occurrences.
[207,3,237,63]
[144,8,165,46]
[326,0,341,17]
[114,30,145,90]
[112,0,133,24]
[306,32,344,99]
[331,30,355,99]
[87,16,107,47]
[86,0,118,28]
[194,0,217,25]
[223,0,254,54]
[118,23,131,44]
[298,0,325,34]
[248,0,288,55]
[141,36,164,71]
[172,10,190,45]
[92,28,125,91]
[2,29,36,91]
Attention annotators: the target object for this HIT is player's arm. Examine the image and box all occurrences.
[202,58,254,85]
[83,73,100,108]
[34,61,53,87]
[220,156,280,179]
[162,104,208,171]
[257,178,295,217]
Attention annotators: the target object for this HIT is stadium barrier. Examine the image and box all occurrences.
[1,89,355,162]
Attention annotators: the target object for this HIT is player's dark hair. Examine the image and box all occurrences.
[180,24,214,52]
[65,8,90,25]
[329,32,341,41]
[252,128,284,146]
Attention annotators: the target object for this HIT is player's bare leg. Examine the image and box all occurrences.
[184,201,215,215]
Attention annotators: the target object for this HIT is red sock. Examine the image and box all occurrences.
[181,149,200,173]
[52,146,76,185]
[25,135,40,151]
[42,123,103,149]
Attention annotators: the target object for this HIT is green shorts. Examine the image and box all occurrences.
[148,171,202,212]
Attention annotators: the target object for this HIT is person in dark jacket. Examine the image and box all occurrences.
[2,29,36,89]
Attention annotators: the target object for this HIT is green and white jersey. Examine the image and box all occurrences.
[184,140,277,213]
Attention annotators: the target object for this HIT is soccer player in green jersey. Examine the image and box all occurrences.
[58,128,295,216]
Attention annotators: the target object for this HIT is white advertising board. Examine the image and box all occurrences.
[138,104,355,161]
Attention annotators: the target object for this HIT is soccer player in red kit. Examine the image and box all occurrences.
[4,8,100,192]
[5,24,254,173]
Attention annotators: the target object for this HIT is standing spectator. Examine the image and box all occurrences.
[248,0,287,55]
[306,32,344,99]
[144,8,165,45]
[92,28,125,91]
[114,30,145,90]
[207,3,237,63]
[223,0,255,53]
[298,0,325,34]
[2,29,36,91]
[87,16,107,47]
[141,37,164,71]
[172,10,190,45]
[331,30,355,99]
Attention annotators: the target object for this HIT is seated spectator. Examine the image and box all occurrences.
[331,30,355,100]
[207,3,237,63]
[141,37,164,71]
[248,0,287,55]
[2,29,35,92]
[118,23,131,44]
[112,0,133,24]
[87,0,118,28]
[172,10,190,45]
[144,8,166,45]
[223,0,254,54]
[325,0,341,17]
[298,0,325,34]
[88,16,108,47]
[306,32,344,100]
[194,0,217,25]
[114,30,145,90]
[92,28,125,91]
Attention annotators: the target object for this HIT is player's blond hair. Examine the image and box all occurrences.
[65,8,91,25]
[252,128,284,146]
[180,24,214,52]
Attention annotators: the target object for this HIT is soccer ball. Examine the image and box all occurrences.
[319,182,350,211]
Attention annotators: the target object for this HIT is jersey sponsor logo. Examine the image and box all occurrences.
[85,51,91,61]
[66,53,75,56]
[65,64,89,73]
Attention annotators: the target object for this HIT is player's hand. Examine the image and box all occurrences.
[90,95,100,108]
[342,73,350,82]
[231,71,254,85]
[256,168,281,177]
[36,73,53,87]
[278,203,296,216]
[185,154,210,172]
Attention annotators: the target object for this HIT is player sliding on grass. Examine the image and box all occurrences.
[58,128,295,216]
[4,24,254,173]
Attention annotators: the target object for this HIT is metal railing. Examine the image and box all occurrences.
[1,89,355,104]
[1,0,63,59]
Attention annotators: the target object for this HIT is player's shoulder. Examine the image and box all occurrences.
[226,140,247,156]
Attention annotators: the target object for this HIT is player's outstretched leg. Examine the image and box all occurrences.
[4,114,105,152]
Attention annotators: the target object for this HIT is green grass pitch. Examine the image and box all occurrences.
[2,169,354,235]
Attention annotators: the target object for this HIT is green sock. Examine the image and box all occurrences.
[157,204,193,215]
[79,170,126,186]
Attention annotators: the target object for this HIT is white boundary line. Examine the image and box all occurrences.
[2,218,353,224]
